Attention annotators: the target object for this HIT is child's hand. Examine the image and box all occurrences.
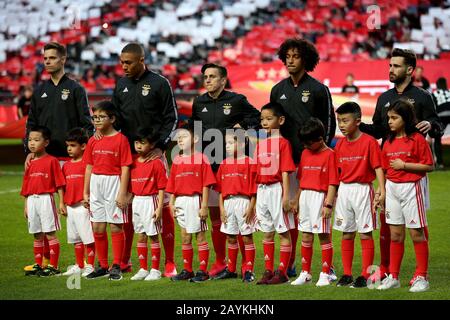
[220,208,228,224]
[290,199,299,215]
[115,193,127,210]
[243,206,255,225]
[59,202,67,216]
[390,159,405,170]
[153,207,162,223]
[282,197,290,213]
[322,206,332,219]
[83,193,90,209]
[373,193,385,212]
[199,206,209,221]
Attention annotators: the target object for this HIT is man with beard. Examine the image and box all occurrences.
[360,48,442,285]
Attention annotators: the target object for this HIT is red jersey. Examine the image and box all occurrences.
[83,133,132,175]
[166,152,216,196]
[297,147,339,192]
[21,154,65,196]
[216,156,257,199]
[254,136,296,185]
[62,160,86,205]
[130,158,168,196]
[335,133,382,183]
[382,132,433,183]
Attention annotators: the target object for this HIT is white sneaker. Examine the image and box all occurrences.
[409,276,429,293]
[316,272,331,287]
[291,271,312,286]
[81,264,94,277]
[328,268,337,282]
[131,268,150,281]
[377,274,400,290]
[63,265,82,276]
[145,269,162,281]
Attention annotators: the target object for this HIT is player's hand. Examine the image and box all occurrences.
[416,121,431,134]
[24,153,34,170]
[322,206,332,219]
[83,193,90,209]
[282,197,290,213]
[93,131,103,140]
[243,206,255,225]
[373,193,385,212]
[144,148,163,162]
[59,202,67,216]
[220,208,228,224]
[290,199,299,215]
[199,206,208,221]
[115,193,127,210]
[153,207,162,223]
[390,159,405,170]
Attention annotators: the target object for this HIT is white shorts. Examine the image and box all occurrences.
[27,194,60,234]
[132,195,163,236]
[208,188,219,207]
[220,196,256,236]
[67,203,95,244]
[256,182,292,234]
[298,190,331,234]
[333,183,377,233]
[175,195,208,234]
[90,174,128,224]
[385,179,428,229]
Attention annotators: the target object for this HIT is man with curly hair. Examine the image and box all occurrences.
[270,38,336,280]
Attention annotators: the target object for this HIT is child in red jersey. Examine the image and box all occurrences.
[291,118,339,287]
[61,128,95,277]
[129,127,168,281]
[83,101,132,281]
[333,102,385,289]
[213,130,257,283]
[254,103,296,285]
[21,125,65,277]
[376,99,433,293]
[167,124,216,283]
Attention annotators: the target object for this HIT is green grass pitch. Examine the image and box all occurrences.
[0,164,449,300]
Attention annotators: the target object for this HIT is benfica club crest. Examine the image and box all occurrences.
[61,89,70,101]
[223,103,232,115]
[142,84,151,96]
[301,90,310,103]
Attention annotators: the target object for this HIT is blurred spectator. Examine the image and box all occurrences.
[432,77,450,169]
[413,66,431,92]
[17,85,33,119]
[341,73,359,94]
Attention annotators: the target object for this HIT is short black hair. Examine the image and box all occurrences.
[277,38,320,72]
[336,101,362,119]
[391,48,417,70]
[298,118,325,143]
[201,63,227,78]
[261,102,285,118]
[92,100,118,119]
[121,42,145,57]
[44,42,66,57]
[29,125,51,140]
[436,77,448,90]
[134,127,160,145]
[65,127,89,145]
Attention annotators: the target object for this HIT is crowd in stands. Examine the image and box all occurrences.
[1,0,450,99]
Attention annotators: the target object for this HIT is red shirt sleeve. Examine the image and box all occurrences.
[369,138,382,170]
[52,157,66,189]
[416,134,434,166]
[381,145,389,171]
[83,138,94,165]
[215,164,223,193]
[155,160,168,190]
[165,162,177,194]
[202,155,216,188]
[280,139,296,173]
[20,167,30,196]
[296,155,304,181]
[328,151,339,186]
[120,135,133,167]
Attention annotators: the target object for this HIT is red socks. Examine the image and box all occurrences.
[86,243,95,266]
[227,243,239,273]
[161,206,175,264]
[389,241,405,279]
[74,243,85,268]
[301,241,313,273]
[413,240,429,278]
[151,241,161,270]
[182,244,193,272]
[94,232,108,269]
[379,211,391,274]
[48,238,60,267]
[321,242,333,273]
[121,206,134,269]
[341,239,354,276]
[198,242,210,272]
[361,239,375,278]
[111,231,125,266]
[279,244,292,274]
[33,240,44,266]
[137,241,148,270]
[263,240,275,272]
[244,243,256,272]
[210,208,226,266]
